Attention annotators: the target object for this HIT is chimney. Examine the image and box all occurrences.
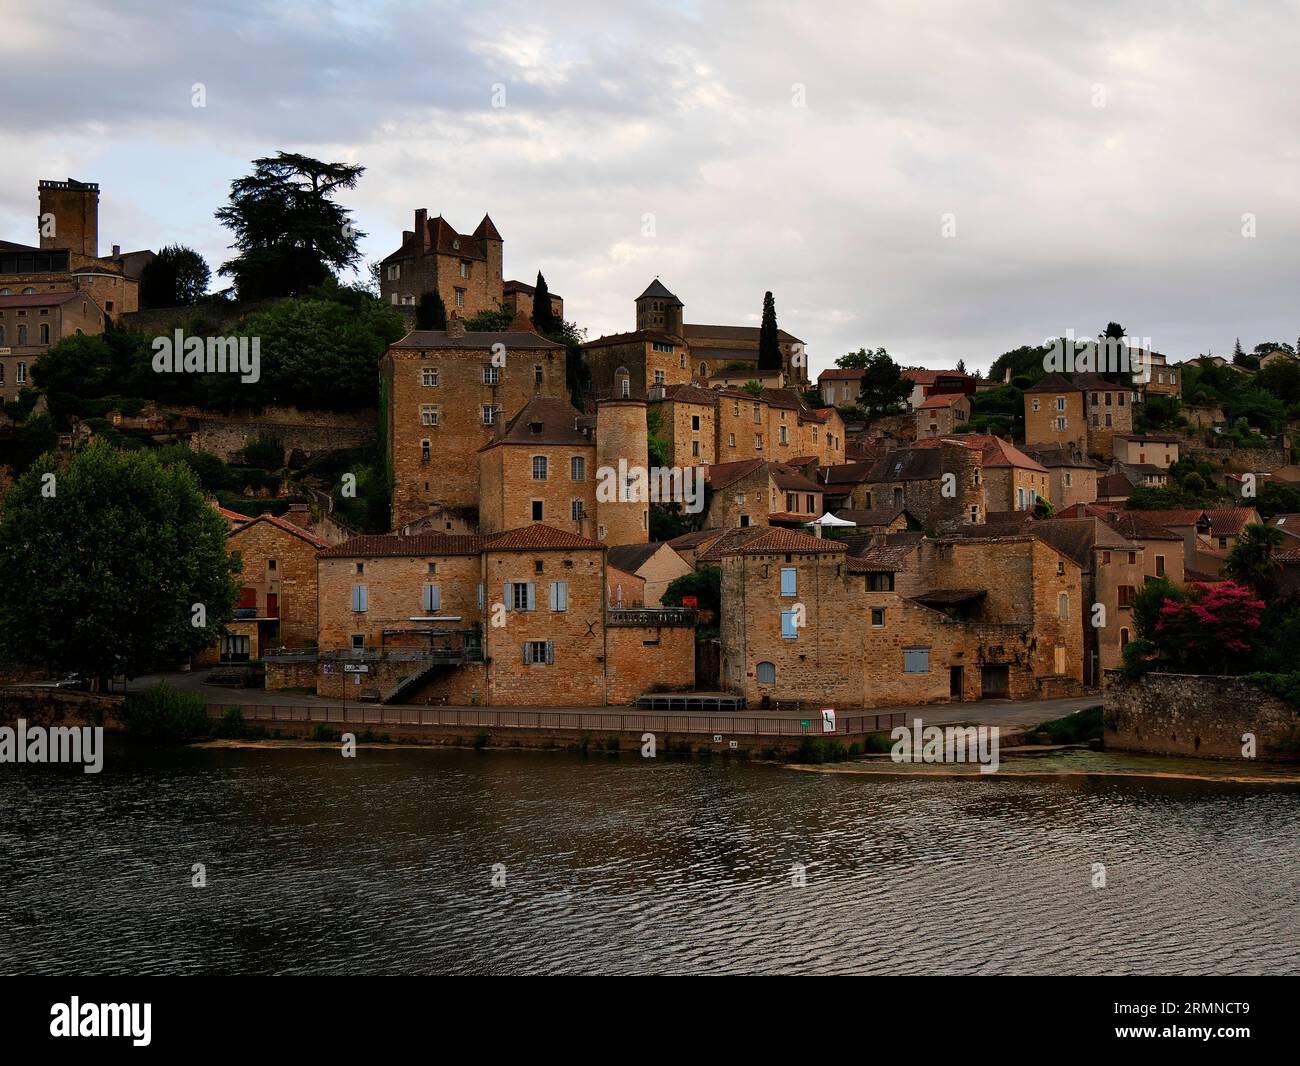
[415,208,428,252]
[111,243,120,257]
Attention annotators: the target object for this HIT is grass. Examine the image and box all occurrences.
[1022,705,1103,745]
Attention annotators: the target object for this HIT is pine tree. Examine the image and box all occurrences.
[416,290,448,330]
[758,291,781,372]
[531,272,555,333]
[1233,337,1246,364]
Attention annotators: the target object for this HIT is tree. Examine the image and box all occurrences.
[1152,581,1265,674]
[531,272,556,334]
[0,444,237,686]
[464,305,515,332]
[955,358,966,375]
[741,380,765,397]
[1132,576,1185,641]
[844,348,912,418]
[215,151,366,299]
[139,244,210,308]
[1101,322,1127,340]
[416,290,448,330]
[1225,523,1287,601]
[662,565,722,620]
[757,291,782,372]
[1232,337,1249,365]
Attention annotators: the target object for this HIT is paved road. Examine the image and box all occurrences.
[120,669,1099,729]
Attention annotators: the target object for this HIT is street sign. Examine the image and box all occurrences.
[343,664,369,673]
[821,707,836,733]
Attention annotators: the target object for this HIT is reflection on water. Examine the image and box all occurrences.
[0,741,1297,975]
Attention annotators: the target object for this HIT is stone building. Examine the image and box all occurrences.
[1022,444,1105,510]
[378,208,562,321]
[311,524,694,705]
[1024,372,1134,459]
[914,392,971,436]
[478,396,596,536]
[0,291,105,403]
[1111,432,1180,470]
[606,542,693,607]
[718,525,1085,708]
[910,434,1049,514]
[582,279,810,398]
[381,315,567,529]
[701,459,823,529]
[862,438,985,532]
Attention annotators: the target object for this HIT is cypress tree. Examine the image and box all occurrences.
[531,272,555,333]
[758,291,781,372]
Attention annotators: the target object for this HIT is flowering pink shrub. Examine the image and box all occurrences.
[1153,580,1265,673]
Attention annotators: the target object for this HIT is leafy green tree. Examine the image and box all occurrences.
[757,291,781,372]
[531,273,556,334]
[215,151,366,299]
[464,305,515,331]
[0,444,237,685]
[139,244,211,308]
[1132,576,1184,640]
[1225,523,1287,601]
[646,408,671,468]
[741,379,765,397]
[662,565,722,618]
[416,290,448,330]
[844,348,911,418]
[1256,480,1300,521]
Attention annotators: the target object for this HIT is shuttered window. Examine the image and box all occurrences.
[506,582,536,611]
[423,585,441,612]
[780,609,799,640]
[523,640,554,665]
[780,567,797,596]
[903,647,929,674]
[351,585,368,612]
[549,581,568,612]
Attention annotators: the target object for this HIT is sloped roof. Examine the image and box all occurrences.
[657,383,718,405]
[820,462,875,486]
[1023,445,1106,470]
[912,434,1047,472]
[832,506,909,527]
[503,278,564,300]
[703,458,767,491]
[721,527,846,556]
[229,512,329,549]
[1202,508,1260,536]
[1096,473,1135,497]
[846,539,918,573]
[770,464,823,493]
[1113,432,1181,443]
[484,396,589,448]
[484,524,604,551]
[683,323,803,345]
[0,291,85,308]
[903,368,973,385]
[1084,507,1184,542]
[637,278,681,302]
[320,533,484,558]
[581,329,680,349]
[667,528,728,551]
[607,542,666,574]
[917,391,969,409]
[693,526,771,563]
[818,368,865,381]
[473,214,503,241]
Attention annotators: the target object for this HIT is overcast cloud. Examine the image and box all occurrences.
[2,0,1298,376]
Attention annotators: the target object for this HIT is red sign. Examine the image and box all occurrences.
[681,596,699,607]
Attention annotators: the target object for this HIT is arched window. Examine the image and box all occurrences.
[615,366,630,398]
[39,323,50,344]
[0,324,5,344]
[699,362,709,377]
[21,287,35,295]
[756,661,776,684]
[1119,627,1130,649]
[17,325,27,345]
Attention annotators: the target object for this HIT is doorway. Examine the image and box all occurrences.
[949,665,963,700]
[981,664,1009,698]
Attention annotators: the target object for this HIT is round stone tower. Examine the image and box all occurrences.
[595,397,650,545]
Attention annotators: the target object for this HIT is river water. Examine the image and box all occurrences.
[1,741,1297,975]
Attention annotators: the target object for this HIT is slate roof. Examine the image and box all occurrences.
[319,524,604,558]
[391,328,561,350]
[607,542,666,574]
[483,396,589,448]
[637,278,680,302]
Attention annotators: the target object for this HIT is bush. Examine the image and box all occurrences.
[1121,638,1159,681]
[118,683,210,740]
[1024,705,1102,744]
[1245,672,1300,708]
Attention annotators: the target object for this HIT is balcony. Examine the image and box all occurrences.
[606,607,698,627]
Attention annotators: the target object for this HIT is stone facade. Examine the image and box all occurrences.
[1105,672,1299,760]
[1025,373,1134,460]
[0,291,104,403]
[227,514,328,652]
[382,321,567,528]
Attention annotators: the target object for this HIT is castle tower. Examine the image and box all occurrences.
[595,397,650,545]
[635,278,683,336]
[935,438,984,532]
[474,213,504,287]
[38,178,99,257]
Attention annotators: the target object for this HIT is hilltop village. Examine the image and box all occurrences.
[2,175,1298,713]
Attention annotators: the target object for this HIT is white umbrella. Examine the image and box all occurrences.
[806,512,856,538]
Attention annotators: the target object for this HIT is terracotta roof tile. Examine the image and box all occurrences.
[722,527,847,556]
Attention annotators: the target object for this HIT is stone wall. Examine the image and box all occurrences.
[605,623,696,705]
[183,405,376,463]
[1104,670,1300,760]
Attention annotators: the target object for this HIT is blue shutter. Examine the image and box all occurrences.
[781,609,798,640]
[525,582,536,611]
[904,648,929,674]
[780,568,797,596]
[504,583,512,611]
[546,641,555,664]
[352,585,368,612]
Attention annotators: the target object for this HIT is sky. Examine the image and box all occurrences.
[2,0,1298,379]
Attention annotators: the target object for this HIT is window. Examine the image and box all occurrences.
[1155,555,1165,576]
[652,341,673,353]
[507,582,536,611]
[524,640,554,665]
[422,585,441,612]
[386,264,400,280]
[1119,627,1130,648]
[534,365,543,385]
[571,498,584,521]
[787,493,797,513]
[753,404,762,423]
[779,426,788,445]
[482,405,499,425]
[267,558,278,572]
[1055,416,1067,431]
[691,415,700,431]
[483,365,500,385]
[754,434,763,450]
[1032,398,1040,412]
[16,362,26,384]
[780,567,797,596]
[531,500,544,521]
[532,455,548,480]
[459,261,470,278]
[1102,550,1111,565]
[621,377,631,398]
[569,456,586,481]
[1017,487,1025,510]
[420,404,439,426]
[549,582,568,612]
[1128,551,1137,564]
[756,661,776,684]
[871,607,885,628]
[421,439,431,463]
[428,562,438,574]
[780,608,799,640]
[351,585,368,612]
[867,572,894,592]
[728,433,736,448]
[39,323,49,344]
[1118,585,1136,608]
[1063,471,1072,487]
[903,647,930,674]
[691,440,700,457]
[422,367,439,387]
[17,325,27,345]
[1057,592,1069,620]
[1055,397,1066,412]
[679,353,687,368]
[356,563,365,574]
[454,288,465,308]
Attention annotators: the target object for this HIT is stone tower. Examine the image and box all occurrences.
[38,178,99,257]
[595,397,650,546]
[473,214,503,287]
[635,278,683,336]
[935,438,984,532]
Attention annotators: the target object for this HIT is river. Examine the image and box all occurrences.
[1,741,1297,975]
